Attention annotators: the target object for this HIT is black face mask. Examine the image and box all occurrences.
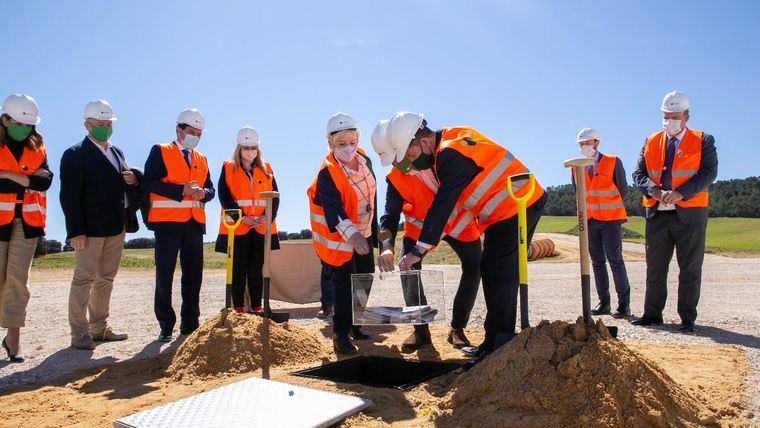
[411,153,434,170]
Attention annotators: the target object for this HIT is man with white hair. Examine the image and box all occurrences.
[631,91,718,333]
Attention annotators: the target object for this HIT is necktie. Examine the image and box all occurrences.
[661,137,677,190]
[182,150,192,168]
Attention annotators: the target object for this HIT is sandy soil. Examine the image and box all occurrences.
[0,235,758,426]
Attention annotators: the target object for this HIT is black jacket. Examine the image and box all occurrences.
[59,137,142,239]
[632,130,718,224]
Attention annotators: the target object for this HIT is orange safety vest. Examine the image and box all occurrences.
[0,144,46,228]
[386,168,480,243]
[148,143,208,224]
[307,153,359,266]
[436,126,544,232]
[218,161,278,236]
[641,129,708,208]
[572,154,627,221]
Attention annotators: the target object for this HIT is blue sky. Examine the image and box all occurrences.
[2,1,757,241]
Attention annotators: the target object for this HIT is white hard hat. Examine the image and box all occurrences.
[371,119,395,166]
[177,108,206,131]
[326,112,357,135]
[661,91,689,113]
[386,111,425,165]
[1,93,41,126]
[83,99,117,121]
[236,126,260,147]
[576,128,600,143]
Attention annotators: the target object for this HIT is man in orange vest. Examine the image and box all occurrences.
[386,112,547,357]
[144,108,215,342]
[631,91,718,333]
[571,128,631,318]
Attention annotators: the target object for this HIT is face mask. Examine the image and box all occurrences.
[241,149,258,162]
[6,123,32,142]
[89,125,113,142]
[334,145,357,163]
[580,146,596,158]
[181,133,200,150]
[394,157,413,173]
[411,153,434,170]
[662,119,682,137]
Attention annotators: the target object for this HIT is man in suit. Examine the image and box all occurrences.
[631,91,718,333]
[60,99,142,350]
[144,108,214,342]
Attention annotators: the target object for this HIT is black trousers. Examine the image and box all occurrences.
[154,223,204,334]
[588,219,631,308]
[481,198,544,345]
[400,236,482,328]
[323,237,374,335]
[643,210,707,323]
[230,230,266,309]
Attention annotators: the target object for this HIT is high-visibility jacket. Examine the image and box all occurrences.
[307,153,358,266]
[436,126,544,232]
[148,143,208,224]
[572,154,627,221]
[0,144,46,227]
[641,129,708,208]
[386,168,480,243]
[218,161,278,236]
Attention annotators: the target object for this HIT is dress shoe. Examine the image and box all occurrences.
[92,327,128,342]
[401,325,433,353]
[332,334,357,355]
[678,321,695,333]
[631,315,663,326]
[447,327,471,349]
[71,335,97,350]
[349,326,370,340]
[316,304,333,319]
[157,331,173,343]
[2,337,25,363]
[180,326,198,335]
[611,306,631,318]
[591,302,611,315]
[461,337,493,358]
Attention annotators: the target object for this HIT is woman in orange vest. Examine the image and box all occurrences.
[215,126,279,313]
[0,93,52,363]
[307,112,377,355]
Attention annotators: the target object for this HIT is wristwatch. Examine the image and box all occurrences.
[410,246,426,258]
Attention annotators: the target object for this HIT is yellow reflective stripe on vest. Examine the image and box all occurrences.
[463,152,515,209]
[588,202,625,210]
[312,231,354,252]
[151,200,205,208]
[448,211,474,238]
[404,215,424,228]
[588,189,620,197]
[478,179,526,222]
[22,203,46,215]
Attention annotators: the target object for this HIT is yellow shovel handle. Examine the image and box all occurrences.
[507,172,536,202]
[223,209,243,285]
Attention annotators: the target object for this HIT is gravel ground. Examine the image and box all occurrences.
[1,234,758,415]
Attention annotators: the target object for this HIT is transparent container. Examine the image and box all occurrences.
[351,270,445,325]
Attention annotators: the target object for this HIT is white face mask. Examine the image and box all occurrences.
[241,149,258,162]
[334,145,357,163]
[580,146,596,158]
[662,119,682,137]
[181,133,200,150]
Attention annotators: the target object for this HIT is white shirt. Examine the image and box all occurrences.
[335,155,376,239]
[657,128,687,211]
[89,136,128,208]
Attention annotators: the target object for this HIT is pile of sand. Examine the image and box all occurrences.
[167,312,325,381]
[437,318,720,427]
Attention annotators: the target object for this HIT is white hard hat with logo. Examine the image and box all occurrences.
[1,93,41,126]
[661,91,689,113]
[326,112,358,135]
[236,126,260,147]
[371,119,394,166]
[576,128,601,143]
[83,99,117,121]
[385,111,425,166]
[177,108,206,131]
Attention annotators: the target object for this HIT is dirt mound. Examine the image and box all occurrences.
[437,318,719,428]
[167,312,325,381]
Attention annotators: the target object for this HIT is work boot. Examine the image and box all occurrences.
[316,304,333,319]
[71,334,96,350]
[332,334,357,355]
[447,327,471,349]
[611,306,631,318]
[401,324,432,353]
[349,326,370,340]
[91,327,128,342]
[157,331,173,343]
[591,302,611,315]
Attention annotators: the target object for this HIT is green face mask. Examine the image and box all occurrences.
[394,157,413,174]
[89,125,113,142]
[412,153,434,170]
[6,123,32,142]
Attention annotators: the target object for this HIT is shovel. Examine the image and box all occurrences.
[219,209,243,326]
[507,172,536,330]
[255,191,290,323]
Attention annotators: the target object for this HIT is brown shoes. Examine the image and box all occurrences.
[447,327,471,349]
[401,324,433,353]
[71,335,96,350]
[92,327,128,342]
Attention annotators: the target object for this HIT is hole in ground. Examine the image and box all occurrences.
[292,356,460,390]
